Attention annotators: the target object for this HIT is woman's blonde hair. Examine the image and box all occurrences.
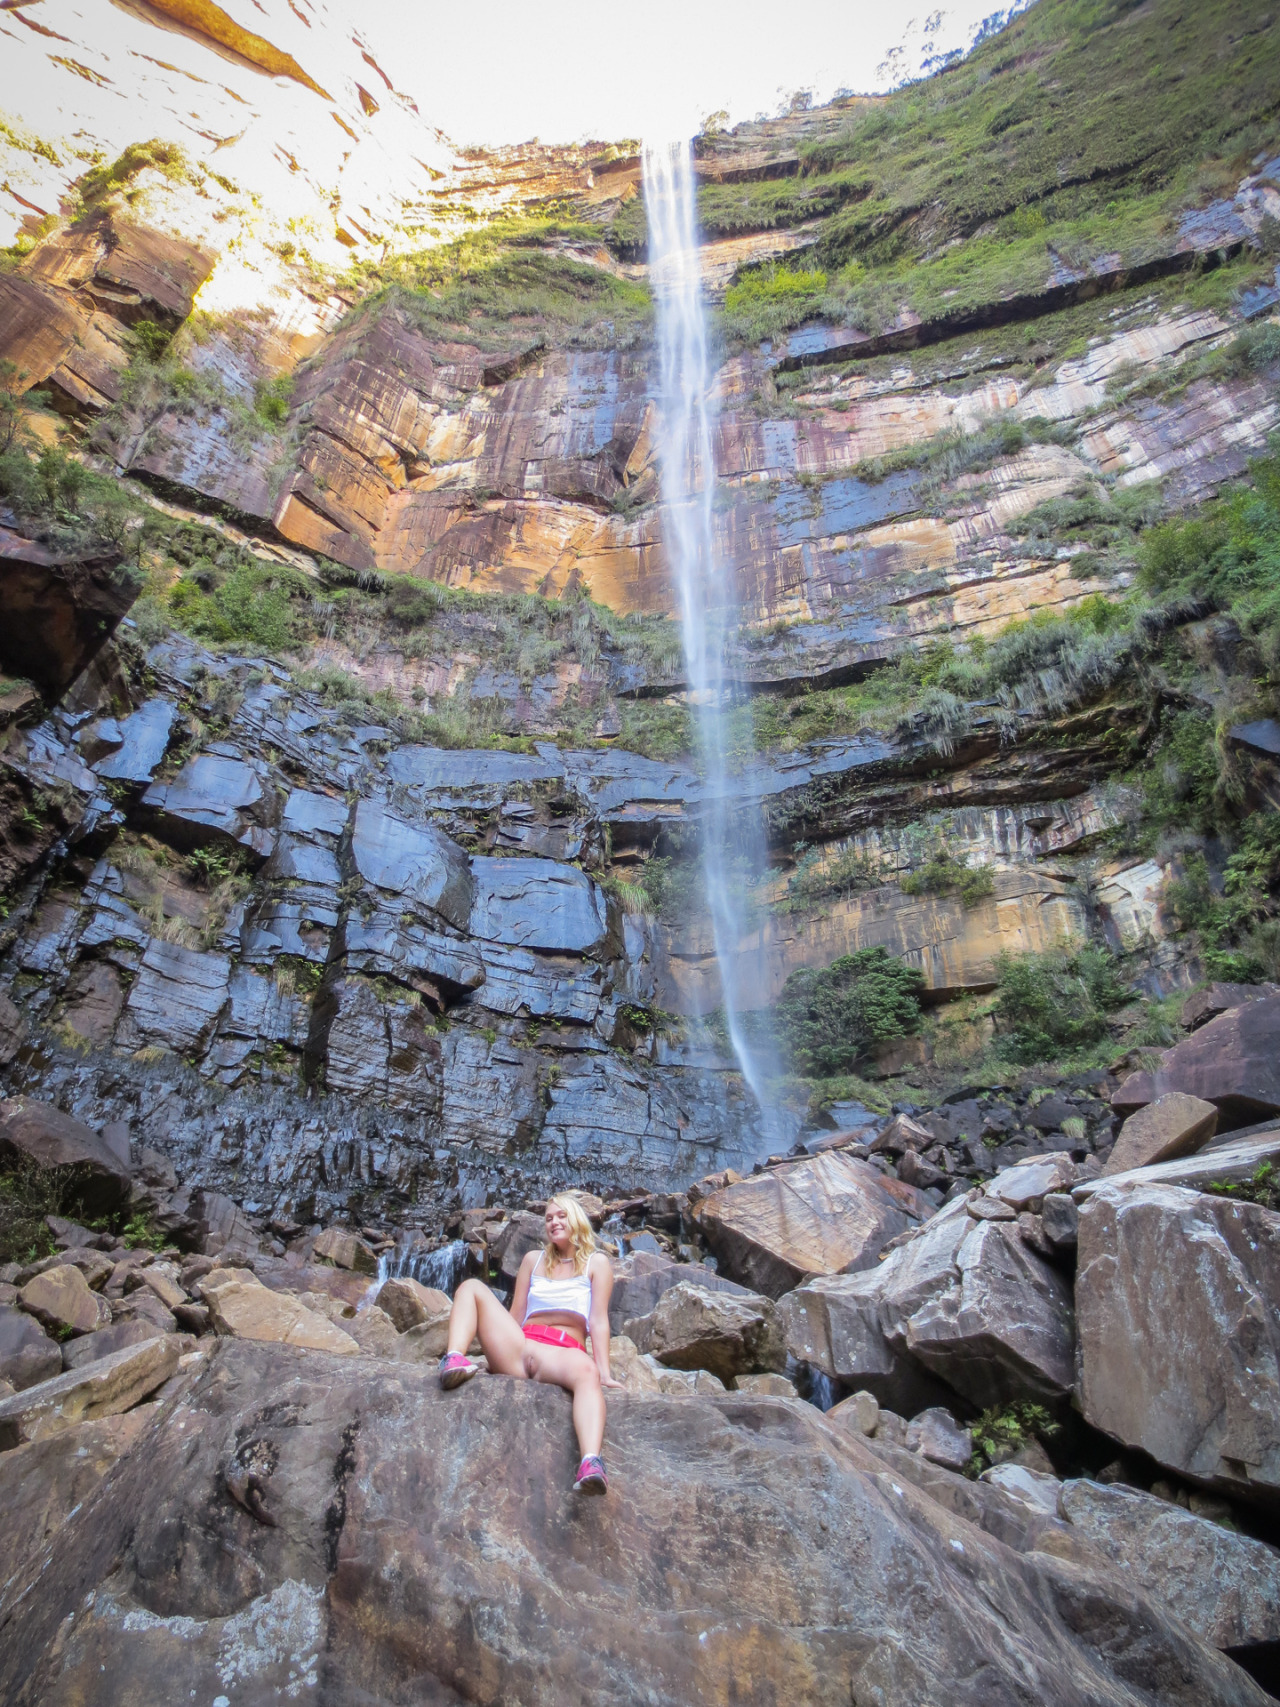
[543,1193,597,1275]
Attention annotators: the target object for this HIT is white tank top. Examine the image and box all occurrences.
[524,1254,593,1324]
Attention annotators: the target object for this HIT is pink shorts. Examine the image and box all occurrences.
[523,1323,588,1353]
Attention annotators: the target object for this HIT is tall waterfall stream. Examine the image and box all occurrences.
[642,139,777,1120]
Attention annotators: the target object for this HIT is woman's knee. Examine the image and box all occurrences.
[573,1360,601,1393]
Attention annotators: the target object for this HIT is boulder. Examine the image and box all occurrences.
[982,1463,1064,1516]
[781,1181,1077,1412]
[733,1372,798,1397]
[493,1211,550,1280]
[904,1216,1076,1407]
[61,1317,165,1372]
[827,1389,880,1437]
[1073,1129,1280,1199]
[1103,1093,1218,1176]
[1112,995,1280,1131]
[126,1260,187,1312]
[906,1407,973,1472]
[1076,1182,1280,1503]
[0,1336,179,1448]
[1059,1478,1280,1652]
[1041,1193,1079,1252]
[989,1152,1081,1213]
[199,1270,359,1355]
[624,1281,786,1383]
[0,1338,1264,1707]
[110,1289,177,1337]
[1181,983,1277,1032]
[19,1264,110,1336]
[376,1277,451,1332]
[0,1305,62,1392]
[313,1228,379,1275]
[605,1249,752,1332]
[0,1409,153,1574]
[694,1150,935,1298]
[0,1098,131,1214]
[397,1311,456,1361]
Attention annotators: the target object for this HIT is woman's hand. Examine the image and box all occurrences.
[599,1372,625,1390]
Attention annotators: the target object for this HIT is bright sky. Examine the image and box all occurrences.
[362,1,1024,145]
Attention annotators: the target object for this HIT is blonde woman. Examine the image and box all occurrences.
[438,1193,622,1494]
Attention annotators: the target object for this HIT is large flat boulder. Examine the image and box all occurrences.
[623,1280,786,1383]
[18,1265,110,1337]
[1076,1182,1280,1504]
[0,1339,1265,1707]
[606,1250,752,1333]
[1103,1092,1217,1176]
[781,1178,1076,1411]
[0,1098,131,1214]
[694,1150,935,1298]
[1059,1478,1280,1652]
[199,1269,359,1355]
[1113,995,1280,1130]
[0,1336,179,1448]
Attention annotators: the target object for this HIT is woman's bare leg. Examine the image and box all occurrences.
[522,1344,606,1458]
[445,1279,528,1377]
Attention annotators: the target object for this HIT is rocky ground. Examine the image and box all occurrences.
[2,1065,1280,1704]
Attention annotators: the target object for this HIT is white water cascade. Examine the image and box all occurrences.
[642,139,777,1116]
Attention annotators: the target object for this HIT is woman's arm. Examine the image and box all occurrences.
[508,1250,536,1324]
[588,1253,622,1387]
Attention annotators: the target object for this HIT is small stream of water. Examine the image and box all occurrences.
[642,138,778,1117]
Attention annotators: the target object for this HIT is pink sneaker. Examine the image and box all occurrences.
[573,1455,608,1495]
[438,1353,479,1390]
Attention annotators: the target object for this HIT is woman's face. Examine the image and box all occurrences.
[545,1202,571,1250]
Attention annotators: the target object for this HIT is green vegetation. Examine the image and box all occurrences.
[1164,812,1280,982]
[78,138,193,204]
[774,946,924,1077]
[346,215,652,352]
[709,0,1279,348]
[1206,1161,1280,1212]
[776,842,881,914]
[966,1402,1062,1478]
[0,1160,64,1265]
[731,594,1139,764]
[722,264,829,345]
[1138,453,1280,680]
[992,943,1130,1064]
[900,846,996,908]
[0,440,148,569]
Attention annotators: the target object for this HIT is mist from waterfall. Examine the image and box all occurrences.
[642,138,777,1116]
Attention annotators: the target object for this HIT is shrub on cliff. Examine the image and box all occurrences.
[1139,455,1280,678]
[993,944,1129,1064]
[775,947,923,1077]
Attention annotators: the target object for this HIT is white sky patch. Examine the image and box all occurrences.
[358,1,1028,144]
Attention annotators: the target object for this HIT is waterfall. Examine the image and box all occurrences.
[642,138,776,1113]
[368,1237,470,1302]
